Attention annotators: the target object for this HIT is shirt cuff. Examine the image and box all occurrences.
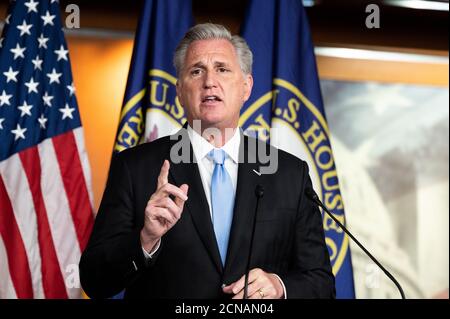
[272,274,287,299]
[141,239,161,260]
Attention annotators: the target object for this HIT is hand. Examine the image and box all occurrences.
[222,268,284,299]
[140,160,189,252]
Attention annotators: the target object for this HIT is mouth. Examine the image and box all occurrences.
[201,95,223,105]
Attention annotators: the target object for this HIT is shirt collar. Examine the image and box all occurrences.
[187,125,241,164]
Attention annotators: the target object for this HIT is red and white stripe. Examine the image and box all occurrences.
[0,128,94,299]
[0,236,18,298]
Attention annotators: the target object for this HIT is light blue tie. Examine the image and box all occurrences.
[208,149,235,266]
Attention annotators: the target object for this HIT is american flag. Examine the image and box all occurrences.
[0,0,94,298]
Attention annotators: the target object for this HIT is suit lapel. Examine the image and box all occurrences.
[224,134,263,276]
[168,127,223,274]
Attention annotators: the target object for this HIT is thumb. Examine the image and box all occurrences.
[222,283,235,294]
[222,281,236,294]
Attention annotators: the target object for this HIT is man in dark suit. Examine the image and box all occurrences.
[79,23,335,299]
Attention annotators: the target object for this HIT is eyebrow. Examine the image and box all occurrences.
[214,61,229,68]
[188,61,230,70]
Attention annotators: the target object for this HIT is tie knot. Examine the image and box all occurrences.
[208,149,226,165]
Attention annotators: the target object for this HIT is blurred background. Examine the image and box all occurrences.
[1,0,448,299]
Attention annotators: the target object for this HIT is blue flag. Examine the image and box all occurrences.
[114,0,193,153]
[110,0,192,298]
[240,0,356,298]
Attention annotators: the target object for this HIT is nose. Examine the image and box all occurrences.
[203,70,217,89]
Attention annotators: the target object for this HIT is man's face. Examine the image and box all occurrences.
[176,39,253,131]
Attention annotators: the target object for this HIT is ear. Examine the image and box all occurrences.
[242,74,253,102]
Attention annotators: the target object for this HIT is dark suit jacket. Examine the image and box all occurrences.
[79,128,335,299]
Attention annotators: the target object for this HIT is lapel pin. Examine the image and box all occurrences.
[252,169,262,176]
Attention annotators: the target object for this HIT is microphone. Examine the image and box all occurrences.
[305,187,406,299]
[243,184,264,299]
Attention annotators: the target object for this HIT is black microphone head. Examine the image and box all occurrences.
[255,184,264,198]
[305,187,319,201]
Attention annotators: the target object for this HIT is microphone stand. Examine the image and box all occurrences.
[305,188,406,299]
[243,185,264,299]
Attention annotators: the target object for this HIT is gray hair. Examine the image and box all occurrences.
[173,23,253,76]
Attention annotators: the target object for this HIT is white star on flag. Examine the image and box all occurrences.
[10,43,26,59]
[46,68,62,84]
[17,20,33,36]
[32,55,43,70]
[42,92,54,106]
[25,78,39,94]
[66,83,76,96]
[25,0,39,13]
[3,67,19,83]
[0,90,13,106]
[41,10,55,26]
[18,101,33,117]
[59,103,75,119]
[0,118,5,130]
[37,33,49,49]
[54,45,68,61]
[5,14,11,25]
[11,123,27,140]
[37,114,48,129]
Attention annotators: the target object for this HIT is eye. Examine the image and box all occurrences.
[190,68,202,76]
[218,67,229,73]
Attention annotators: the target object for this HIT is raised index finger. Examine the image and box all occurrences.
[157,160,170,189]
